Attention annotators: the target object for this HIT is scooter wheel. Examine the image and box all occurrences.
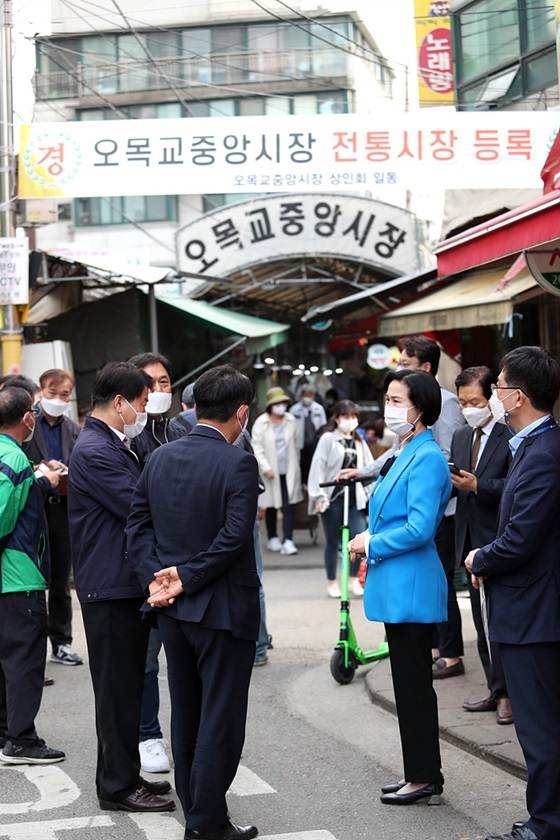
[330,648,357,685]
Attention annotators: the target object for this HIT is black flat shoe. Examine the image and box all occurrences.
[380,781,443,805]
[381,780,405,793]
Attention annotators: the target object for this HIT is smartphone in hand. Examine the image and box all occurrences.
[448,462,461,476]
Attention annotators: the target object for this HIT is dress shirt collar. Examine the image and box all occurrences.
[196,422,229,442]
[509,414,553,454]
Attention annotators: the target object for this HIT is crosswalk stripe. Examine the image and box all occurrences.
[229,765,276,796]
[259,833,338,839]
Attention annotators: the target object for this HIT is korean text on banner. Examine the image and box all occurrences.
[0,238,29,305]
[17,112,560,199]
[414,0,454,107]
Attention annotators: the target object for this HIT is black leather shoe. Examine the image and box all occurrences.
[380,781,443,805]
[99,786,175,812]
[184,819,258,840]
[140,776,172,795]
[486,826,539,840]
[381,780,405,793]
[432,658,465,679]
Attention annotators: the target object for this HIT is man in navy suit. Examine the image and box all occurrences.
[450,366,512,724]
[465,346,560,840]
[126,365,260,840]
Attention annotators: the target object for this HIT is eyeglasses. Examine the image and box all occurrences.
[27,408,39,416]
[490,384,527,396]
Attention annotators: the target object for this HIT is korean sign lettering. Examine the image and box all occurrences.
[175,194,418,278]
[18,112,560,198]
[0,238,29,305]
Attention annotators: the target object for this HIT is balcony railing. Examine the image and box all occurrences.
[34,47,354,100]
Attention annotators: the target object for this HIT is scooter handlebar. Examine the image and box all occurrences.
[319,477,365,488]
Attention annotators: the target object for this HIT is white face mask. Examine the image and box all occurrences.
[145,391,173,416]
[119,398,148,439]
[384,404,419,437]
[488,391,516,426]
[271,403,287,416]
[301,396,313,407]
[40,397,69,418]
[462,405,491,429]
[338,417,359,434]
[23,414,35,443]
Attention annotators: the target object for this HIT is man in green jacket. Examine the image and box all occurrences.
[0,385,65,765]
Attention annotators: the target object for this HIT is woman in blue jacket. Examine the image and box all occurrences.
[349,369,451,806]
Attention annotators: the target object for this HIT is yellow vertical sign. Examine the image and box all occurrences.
[414,0,455,107]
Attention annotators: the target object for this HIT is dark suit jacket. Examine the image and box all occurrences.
[126,424,260,641]
[472,421,560,645]
[450,422,511,565]
[23,410,81,467]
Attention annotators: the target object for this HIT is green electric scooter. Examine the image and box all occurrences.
[320,477,389,685]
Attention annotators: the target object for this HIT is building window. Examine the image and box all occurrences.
[75,196,176,226]
[454,0,558,109]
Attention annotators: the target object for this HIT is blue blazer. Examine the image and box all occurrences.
[364,429,451,624]
[472,421,560,644]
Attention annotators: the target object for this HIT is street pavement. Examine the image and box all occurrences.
[0,521,529,840]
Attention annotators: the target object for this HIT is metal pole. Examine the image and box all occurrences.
[148,284,159,352]
[0,0,22,374]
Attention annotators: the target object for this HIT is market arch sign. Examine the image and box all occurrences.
[176,194,418,278]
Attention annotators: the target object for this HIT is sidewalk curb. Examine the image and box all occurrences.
[364,658,527,782]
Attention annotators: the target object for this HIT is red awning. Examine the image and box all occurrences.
[435,190,560,277]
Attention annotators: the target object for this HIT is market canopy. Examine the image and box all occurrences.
[377,265,538,337]
[434,190,560,277]
[156,293,290,354]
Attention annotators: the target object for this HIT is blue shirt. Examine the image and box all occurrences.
[509,414,554,455]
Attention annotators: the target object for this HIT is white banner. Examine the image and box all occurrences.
[0,238,29,305]
[176,194,418,277]
[18,112,560,198]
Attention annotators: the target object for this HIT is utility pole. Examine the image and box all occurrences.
[0,0,23,375]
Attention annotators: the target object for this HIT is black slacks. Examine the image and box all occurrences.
[81,598,150,801]
[385,622,443,784]
[46,499,73,651]
[0,591,47,745]
[158,614,255,832]
[434,515,464,658]
[499,641,560,840]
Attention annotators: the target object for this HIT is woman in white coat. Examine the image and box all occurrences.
[307,400,373,598]
[252,387,303,556]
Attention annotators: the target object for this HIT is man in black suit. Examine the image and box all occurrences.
[24,369,82,667]
[450,366,512,724]
[126,365,260,840]
[466,346,560,840]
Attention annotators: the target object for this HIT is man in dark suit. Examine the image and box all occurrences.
[24,369,82,667]
[466,346,560,840]
[450,366,512,724]
[68,363,174,814]
[126,365,260,840]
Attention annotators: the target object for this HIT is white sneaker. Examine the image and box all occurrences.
[349,577,364,597]
[327,581,341,599]
[280,539,298,555]
[267,537,282,552]
[139,738,170,774]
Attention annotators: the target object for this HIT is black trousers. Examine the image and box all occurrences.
[434,516,464,658]
[385,622,443,784]
[46,498,73,650]
[81,599,150,801]
[499,641,560,840]
[0,591,47,745]
[265,475,294,542]
[158,614,255,832]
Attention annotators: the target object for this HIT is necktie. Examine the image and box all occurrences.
[471,427,483,472]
